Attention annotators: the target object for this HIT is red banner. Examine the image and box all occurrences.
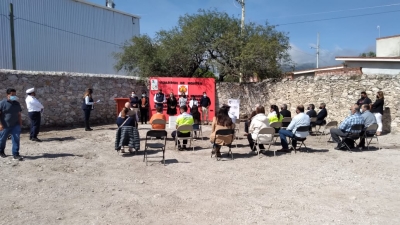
[149,77,216,121]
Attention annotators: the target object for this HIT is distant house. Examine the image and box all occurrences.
[335,35,400,75]
[288,65,362,79]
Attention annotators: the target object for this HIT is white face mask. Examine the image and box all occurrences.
[203,94,206,97]
[132,94,136,97]
[142,94,145,97]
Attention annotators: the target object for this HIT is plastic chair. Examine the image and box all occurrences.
[289,126,310,153]
[144,130,167,166]
[193,124,203,140]
[252,127,276,157]
[362,123,380,150]
[269,122,282,143]
[211,129,235,161]
[338,124,364,152]
[281,117,292,129]
[174,125,194,151]
[316,121,338,143]
[234,119,241,140]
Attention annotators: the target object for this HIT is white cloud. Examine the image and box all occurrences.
[289,43,374,68]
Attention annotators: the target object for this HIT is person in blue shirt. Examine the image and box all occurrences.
[330,104,365,150]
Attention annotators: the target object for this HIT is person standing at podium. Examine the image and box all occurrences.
[154,89,166,112]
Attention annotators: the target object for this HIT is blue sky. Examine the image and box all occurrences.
[90,0,400,67]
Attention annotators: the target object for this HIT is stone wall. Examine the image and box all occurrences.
[216,74,400,133]
[1,69,399,133]
[0,70,147,128]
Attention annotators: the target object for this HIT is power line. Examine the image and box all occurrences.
[0,13,123,47]
[271,3,400,19]
[276,9,400,26]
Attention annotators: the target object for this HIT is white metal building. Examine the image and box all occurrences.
[0,0,140,74]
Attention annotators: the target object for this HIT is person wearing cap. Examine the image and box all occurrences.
[25,88,44,142]
[154,89,166,112]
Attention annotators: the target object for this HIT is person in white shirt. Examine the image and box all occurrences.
[178,94,187,107]
[25,88,44,142]
[188,95,198,110]
[278,105,310,152]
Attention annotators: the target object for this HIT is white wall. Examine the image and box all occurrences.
[376,36,400,57]
[347,61,400,75]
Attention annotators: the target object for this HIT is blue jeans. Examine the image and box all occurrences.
[279,129,296,149]
[0,125,21,156]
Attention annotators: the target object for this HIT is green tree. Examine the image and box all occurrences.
[359,51,376,57]
[115,9,292,81]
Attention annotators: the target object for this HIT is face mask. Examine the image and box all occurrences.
[142,94,146,97]
[307,107,310,110]
[360,109,363,113]
[349,110,352,115]
[280,108,283,110]
[203,94,206,97]
[319,107,322,109]
[376,95,379,99]
[9,96,18,101]
[131,94,136,97]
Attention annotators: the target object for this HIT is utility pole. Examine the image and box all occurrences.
[236,0,245,34]
[311,33,320,68]
[9,3,16,70]
[236,0,245,82]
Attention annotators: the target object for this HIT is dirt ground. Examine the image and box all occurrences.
[0,123,399,225]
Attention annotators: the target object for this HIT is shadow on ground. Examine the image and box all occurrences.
[25,153,80,160]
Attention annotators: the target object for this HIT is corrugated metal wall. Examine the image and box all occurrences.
[0,0,140,74]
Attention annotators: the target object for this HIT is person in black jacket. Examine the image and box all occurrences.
[129,91,140,109]
[370,91,384,135]
[139,92,149,124]
[315,103,328,126]
[199,92,211,125]
[280,104,291,118]
[306,104,317,118]
[166,92,178,116]
[356,91,372,107]
[81,88,96,131]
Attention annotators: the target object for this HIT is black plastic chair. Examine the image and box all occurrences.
[144,130,167,165]
[338,124,364,152]
[289,126,310,153]
[211,129,235,161]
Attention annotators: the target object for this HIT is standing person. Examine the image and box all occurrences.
[370,91,384,136]
[189,95,198,110]
[154,89,166,111]
[140,92,149,124]
[178,93,187,107]
[130,91,140,109]
[278,105,310,152]
[280,104,291,118]
[200,92,211,125]
[356,91,372,107]
[171,105,194,151]
[25,88,44,142]
[0,88,23,160]
[81,88,96,131]
[166,92,177,116]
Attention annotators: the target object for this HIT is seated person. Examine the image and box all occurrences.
[330,104,365,150]
[358,104,377,149]
[248,106,270,152]
[278,105,310,152]
[244,111,257,135]
[316,103,328,125]
[116,106,130,127]
[268,105,283,132]
[306,104,317,118]
[171,105,194,151]
[117,102,139,124]
[280,104,291,118]
[210,105,235,157]
[190,105,201,135]
[149,106,166,130]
